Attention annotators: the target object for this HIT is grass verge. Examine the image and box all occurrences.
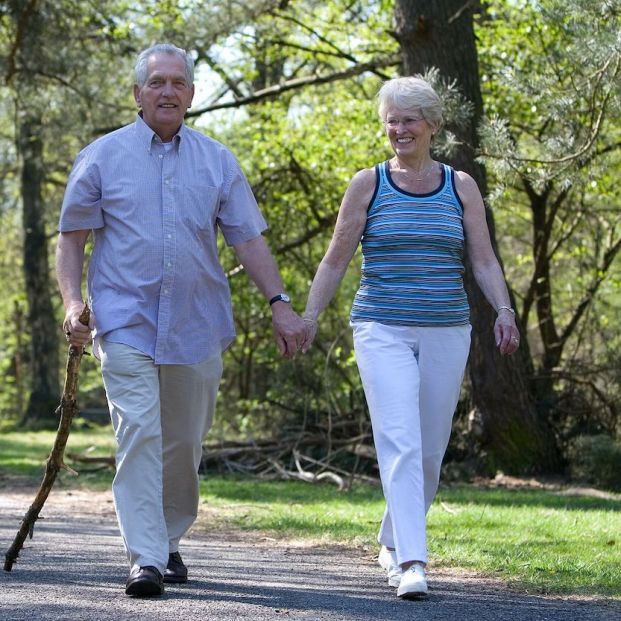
[198,476,621,598]
[0,421,116,490]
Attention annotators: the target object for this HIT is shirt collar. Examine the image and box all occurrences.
[134,113,186,152]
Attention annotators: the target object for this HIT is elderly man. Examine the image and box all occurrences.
[56,43,306,597]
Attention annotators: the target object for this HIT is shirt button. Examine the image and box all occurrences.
[167,262,172,267]
[167,234,172,239]
[158,154,163,159]
[164,179,170,185]
[164,289,169,295]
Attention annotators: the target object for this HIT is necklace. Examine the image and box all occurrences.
[394,160,436,182]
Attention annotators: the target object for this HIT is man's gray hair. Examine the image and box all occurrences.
[135,43,194,87]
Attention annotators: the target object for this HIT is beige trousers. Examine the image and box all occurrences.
[99,340,222,574]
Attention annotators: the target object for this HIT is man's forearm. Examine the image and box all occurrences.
[56,230,90,309]
[233,235,285,300]
[233,234,307,358]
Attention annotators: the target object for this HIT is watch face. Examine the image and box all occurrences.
[281,294,291,303]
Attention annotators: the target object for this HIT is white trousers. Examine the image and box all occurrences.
[352,321,471,566]
[99,341,223,573]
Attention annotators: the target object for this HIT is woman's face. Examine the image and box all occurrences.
[383,105,434,159]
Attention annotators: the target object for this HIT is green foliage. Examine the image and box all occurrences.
[568,434,621,491]
[0,295,27,419]
[0,0,619,474]
[0,200,26,418]
[476,0,621,435]
[189,1,397,440]
[0,0,141,421]
[0,0,291,421]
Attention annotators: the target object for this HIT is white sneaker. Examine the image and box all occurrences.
[397,562,428,599]
[377,546,402,588]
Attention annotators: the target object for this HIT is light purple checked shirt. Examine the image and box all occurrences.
[59,114,267,364]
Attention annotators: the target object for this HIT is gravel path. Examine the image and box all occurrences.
[1,489,619,621]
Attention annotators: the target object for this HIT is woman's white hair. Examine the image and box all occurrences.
[377,76,443,133]
[135,43,194,87]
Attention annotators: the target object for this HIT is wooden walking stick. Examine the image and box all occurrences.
[4,304,91,572]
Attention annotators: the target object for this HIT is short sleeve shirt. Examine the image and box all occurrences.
[59,115,267,364]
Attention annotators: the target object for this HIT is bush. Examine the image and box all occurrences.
[567,434,621,491]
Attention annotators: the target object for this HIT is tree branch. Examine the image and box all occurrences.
[268,10,358,62]
[199,48,246,99]
[483,54,620,169]
[186,55,399,117]
[559,235,621,349]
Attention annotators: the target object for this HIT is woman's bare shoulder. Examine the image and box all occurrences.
[453,169,484,208]
[345,166,378,202]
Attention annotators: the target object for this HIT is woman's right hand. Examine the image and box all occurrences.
[301,317,318,353]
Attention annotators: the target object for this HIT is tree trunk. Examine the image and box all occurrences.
[18,109,60,423]
[393,0,560,472]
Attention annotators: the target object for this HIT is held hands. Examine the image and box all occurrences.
[494,307,520,356]
[271,303,308,359]
[62,301,95,348]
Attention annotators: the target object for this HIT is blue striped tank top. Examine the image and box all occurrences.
[350,160,470,326]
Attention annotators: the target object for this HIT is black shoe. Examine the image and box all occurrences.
[125,565,164,597]
[163,551,188,584]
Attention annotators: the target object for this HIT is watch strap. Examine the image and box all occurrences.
[269,293,291,306]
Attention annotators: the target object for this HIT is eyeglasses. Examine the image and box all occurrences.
[384,116,425,129]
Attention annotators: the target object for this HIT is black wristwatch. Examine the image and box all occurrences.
[269,293,291,306]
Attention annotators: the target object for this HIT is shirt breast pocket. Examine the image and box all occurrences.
[183,183,220,231]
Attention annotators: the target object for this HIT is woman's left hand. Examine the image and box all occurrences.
[494,309,520,355]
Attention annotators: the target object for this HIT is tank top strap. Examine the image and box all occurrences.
[442,163,465,214]
[367,161,391,213]
[378,160,390,186]
[440,162,451,192]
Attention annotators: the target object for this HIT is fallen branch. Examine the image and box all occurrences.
[66,453,115,468]
[198,431,380,487]
[293,450,345,490]
[4,305,90,572]
[263,454,350,490]
[293,451,380,487]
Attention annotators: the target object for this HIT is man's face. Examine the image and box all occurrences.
[133,53,195,142]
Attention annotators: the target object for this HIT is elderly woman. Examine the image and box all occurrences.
[302,76,519,599]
